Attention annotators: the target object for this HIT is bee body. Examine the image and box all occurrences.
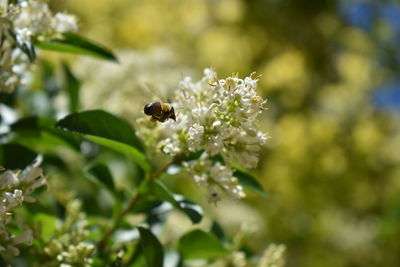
[144,101,176,122]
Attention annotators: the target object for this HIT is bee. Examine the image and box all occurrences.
[144,101,176,122]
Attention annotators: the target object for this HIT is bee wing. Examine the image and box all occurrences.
[142,81,168,103]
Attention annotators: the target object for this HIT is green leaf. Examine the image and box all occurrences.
[233,165,267,197]
[150,181,203,224]
[11,116,81,150]
[151,180,178,205]
[35,33,118,62]
[18,42,36,62]
[178,230,228,260]
[33,213,57,242]
[85,136,150,171]
[211,221,227,242]
[137,226,164,267]
[56,110,150,171]
[0,144,39,169]
[56,110,142,149]
[179,199,203,224]
[181,150,205,161]
[87,163,116,193]
[62,63,80,113]
[11,116,41,135]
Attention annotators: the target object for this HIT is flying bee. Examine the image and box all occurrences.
[144,101,176,122]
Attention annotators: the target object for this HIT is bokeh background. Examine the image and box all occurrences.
[46,0,400,266]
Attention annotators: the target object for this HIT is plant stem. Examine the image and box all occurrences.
[96,155,183,252]
[97,193,141,252]
[150,154,183,180]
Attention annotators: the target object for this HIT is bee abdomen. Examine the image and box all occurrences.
[144,101,176,122]
[144,102,162,116]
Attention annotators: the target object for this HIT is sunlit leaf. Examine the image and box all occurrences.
[36,33,117,62]
[178,229,228,260]
[55,110,142,149]
[85,136,149,171]
[33,213,57,242]
[56,110,150,171]
[137,226,164,267]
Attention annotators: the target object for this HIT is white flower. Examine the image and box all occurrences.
[258,244,286,267]
[0,163,47,256]
[0,171,19,188]
[43,199,95,266]
[12,1,53,38]
[0,0,79,93]
[160,69,267,168]
[14,27,32,44]
[144,69,268,203]
[185,157,246,201]
[188,123,204,151]
[54,13,78,33]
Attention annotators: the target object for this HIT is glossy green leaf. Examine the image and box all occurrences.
[62,63,80,113]
[55,110,142,149]
[35,33,117,62]
[178,229,228,260]
[179,199,203,224]
[87,163,116,193]
[233,165,267,197]
[0,144,38,169]
[56,110,150,170]
[137,226,164,267]
[150,181,203,224]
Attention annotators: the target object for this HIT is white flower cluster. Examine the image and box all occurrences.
[158,69,268,203]
[0,162,47,256]
[258,244,286,267]
[43,199,94,267]
[184,155,245,204]
[0,0,78,93]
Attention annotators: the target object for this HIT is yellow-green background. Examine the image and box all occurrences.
[49,0,400,266]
